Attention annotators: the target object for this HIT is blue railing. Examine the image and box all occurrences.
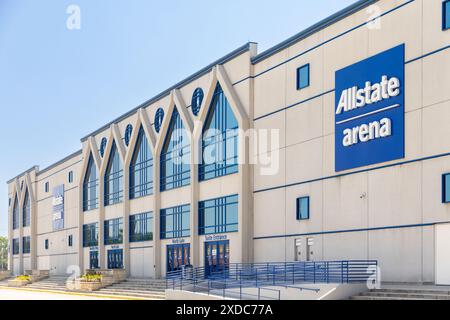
[166,260,378,300]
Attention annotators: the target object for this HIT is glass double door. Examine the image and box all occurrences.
[205,241,230,277]
[90,251,99,269]
[167,244,190,272]
[107,249,123,269]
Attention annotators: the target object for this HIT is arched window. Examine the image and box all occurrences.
[12,196,19,230]
[199,84,238,181]
[83,155,99,211]
[23,189,30,227]
[130,126,153,199]
[160,108,190,191]
[104,142,123,206]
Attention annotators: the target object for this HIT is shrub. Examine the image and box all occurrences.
[15,275,31,281]
[81,273,102,282]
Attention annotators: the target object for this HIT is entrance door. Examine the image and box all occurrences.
[295,239,302,261]
[436,224,450,284]
[89,251,99,269]
[167,244,190,273]
[107,249,123,269]
[306,238,314,261]
[205,241,230,277]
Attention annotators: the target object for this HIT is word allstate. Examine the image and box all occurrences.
[336,75,401,147]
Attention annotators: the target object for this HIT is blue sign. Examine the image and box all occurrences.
[52,185,64,231]
[335,44,405,172]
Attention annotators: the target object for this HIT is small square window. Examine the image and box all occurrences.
[45,239,49,250]
[296,197,310,220]
[443,174,450,203]
[296,64,310,90]
[68,171,73,183]
[45,182,49,193]
[444,0,450,30]
[68,235,73,247]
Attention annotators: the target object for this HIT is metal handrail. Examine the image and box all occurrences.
[166,260,378,300]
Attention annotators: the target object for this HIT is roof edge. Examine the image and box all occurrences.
[6,149,83,185]
[80,42,257,142]
[37,149,83,177]
[251,0,379,64]
[6,166,39,185]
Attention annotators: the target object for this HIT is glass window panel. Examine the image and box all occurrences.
[198,195,239,235]
[199,84,239,181]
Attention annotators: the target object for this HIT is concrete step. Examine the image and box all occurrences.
[350,287,450,300]
[108,287,165,292]
[351,295,432,301]
[116,284,166,289]
[97,290,165,299]
[365,292,450,299]
[372,289,450,295]
[99,288,165,295]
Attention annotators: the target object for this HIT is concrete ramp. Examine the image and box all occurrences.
[166,283,367,300]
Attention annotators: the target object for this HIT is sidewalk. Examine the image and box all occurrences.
[0,287,116,300]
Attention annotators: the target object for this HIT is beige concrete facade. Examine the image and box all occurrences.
[6,0,450,283]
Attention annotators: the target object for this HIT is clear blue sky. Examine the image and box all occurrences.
[0,0,356,237]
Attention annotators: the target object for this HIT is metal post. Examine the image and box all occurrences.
[273,266,276,285]
[313,262,316,284]
[258,288,261,300]
[326,261,329,284]
[292,264,295,284]
[346,261,349,284]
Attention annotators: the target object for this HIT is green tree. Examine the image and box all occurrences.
[0,237,8,270]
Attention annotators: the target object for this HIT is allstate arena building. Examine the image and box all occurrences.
[7,0,450,285]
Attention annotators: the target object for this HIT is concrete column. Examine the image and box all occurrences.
[123,165,131,276]
[190,138,200,268]
[153,155,161,279]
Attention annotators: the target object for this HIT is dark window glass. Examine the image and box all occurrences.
[68,171,73,183]
[104,142,124,206]
[104,218,123,245]
[12,239,19,255]
[160,205,190,239]
[444,0,450,30]
[100,138,107,157]
[12,197,19,230]
[68,235,73,247]
[45,239,49,250]
[199,195,238,235]
[23,189,30,227]
[130,212,153,242]
[443,174,450,203]
[22,236,31,254]
[160,109,190,191]
[199,84,238,181]
[83,223,98,247]
[83,155,99,211]
[124,124,133,146]
[297,64,310,90]
[45,182,49,193]
[130,127,153,199]
[296,197,310,220]
[191,88,204,116]
[154,108,164,133]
